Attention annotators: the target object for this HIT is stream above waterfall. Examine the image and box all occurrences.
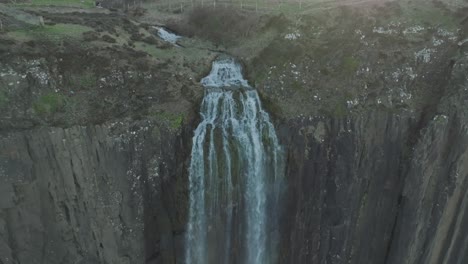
[154,26,181,45]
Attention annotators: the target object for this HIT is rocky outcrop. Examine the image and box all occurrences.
[0,121,192,264]
[0,125,145,264]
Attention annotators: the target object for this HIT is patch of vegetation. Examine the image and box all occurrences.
[134,42,173,58]
[33,92,66,115]
[385,1,460,30]
[331,101,348,118]
[0,91,9,109]
[7,23,93,43]
[151,111,184,130]
[433,114,448,124]
[12,0,95,8]
[271,2,304,14]
[230,29,279,61]
[291,80,303,91]
[406,8,455,28]
[341,56,359,75]
[79,71,96,88]
[68,71,96,89]
[319,94,351,119]
[167,7,261,47]
[251,38,304,78]
[134,41,215,66]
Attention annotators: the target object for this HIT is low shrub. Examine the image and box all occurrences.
[33,92,66,115]
[342,56,360,75]
[151,110,184,130]
[0,91,8,109]
[167,7,261,47]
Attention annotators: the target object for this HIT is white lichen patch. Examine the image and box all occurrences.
[399,89,412,101]
[437,28,457,41]
[405,67,417,80]
[147,158,161,189]
[372,26,398,35]
[346,99,359,109]
[432,37,444,47]
[433,114,449,124]
[355,29,369,46]
[391,71,401,81]
[289,63,301,80]
[415,48,435,63]
[390,67,418,83]
[403,25,425,35]
[310,26,325,38]
[357,67,371,76]
[285,31,301,40]
[0,68,19,78]
[458,38,468,46]
[355,29,366,40]
[27,59,49,85]
[0,66,28,90]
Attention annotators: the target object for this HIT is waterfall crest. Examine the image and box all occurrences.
[185,58,284,264]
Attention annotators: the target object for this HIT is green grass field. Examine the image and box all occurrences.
[8,23,93,42]
[33,92,67,115]
[12,0,95,8]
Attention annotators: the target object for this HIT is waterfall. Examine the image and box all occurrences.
[185,58,284,264]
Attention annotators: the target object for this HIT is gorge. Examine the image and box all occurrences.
[0,0,468,264]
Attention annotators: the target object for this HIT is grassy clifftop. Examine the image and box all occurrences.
[9,0,95,8]
[156,1,467,119]
[1,0,467,129]
[0,4,217,130]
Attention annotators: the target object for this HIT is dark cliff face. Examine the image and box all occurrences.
[0,122,193,264]
[386,56,468,264]
[275,56,468,264]
[277,111,412,264]
[2,82,468,264]
[1,126,145,263]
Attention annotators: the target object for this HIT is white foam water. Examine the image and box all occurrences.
[185,58,284,264]
[200,58,251,88]
[154,26,181,45]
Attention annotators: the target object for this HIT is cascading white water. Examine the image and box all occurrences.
[185,58,283,264]
[200,59,250,88]
[154,26,181,45]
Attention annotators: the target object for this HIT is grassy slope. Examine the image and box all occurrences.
[2,1,465,126]
[7,23,93,42]
[154,1,465,118]
[12,0,95,8]
[0,4,217,129]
